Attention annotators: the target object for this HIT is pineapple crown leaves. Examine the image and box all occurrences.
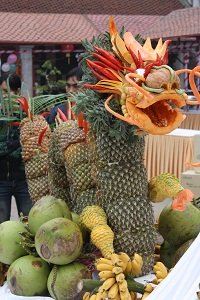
[75,28,142,141]
[73,89,139,142]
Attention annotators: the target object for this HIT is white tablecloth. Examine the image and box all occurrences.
[144,129,200,180]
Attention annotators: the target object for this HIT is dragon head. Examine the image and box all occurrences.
[83,17,199,135]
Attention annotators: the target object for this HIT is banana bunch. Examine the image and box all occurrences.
[152,261,168,284]
[95,253,132,299]
[130,253,143,277]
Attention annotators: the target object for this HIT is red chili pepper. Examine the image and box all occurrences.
[144,62,154,78]
[83,83,105,90]
[137,51,144,68]
[11,121,20,127]
[40,112,50,118]
[128,47,140,69]
[87,59,118,80]
[86,60,106,80]
[17,97,33,120]
[57,107,67,122]
[93,46,123,68]
[38,127,48,146]
[92,52,121,72]
[123,66,136,73]
[78,112,84,128]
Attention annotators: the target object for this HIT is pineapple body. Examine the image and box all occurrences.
[59,121,97,213]
[94,132,156,273]
[20,115,51,202]
[48,123,71,204]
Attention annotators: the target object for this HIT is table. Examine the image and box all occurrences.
[179,110,200,130]
[144,129,200,180]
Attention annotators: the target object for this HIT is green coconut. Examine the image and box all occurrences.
[35,217,83,265]
[47,262,91,300]
[7,255,51,296]
[158,202,200,247]
[0,220,27,265]
[28,195,72,235]
[160,241,177,269]
[173,238,195,265]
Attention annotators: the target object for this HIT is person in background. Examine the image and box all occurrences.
[0,73,32,223]
[47,66,83,125]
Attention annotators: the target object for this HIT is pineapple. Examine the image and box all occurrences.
[20,112,51,202]
[58,120,97,213]
[48,122,71,203]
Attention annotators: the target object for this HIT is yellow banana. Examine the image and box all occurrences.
[95,292,103,300]
[153,262,168,278]
[119,289,130,300]
[102,277,116,291]
[96,263,114,272]
[113,292,121,300]
[118,252,131,271]
[111,253,121,266]
[99,270,115,280]
[130,291,137,300]
[83,292,90,300]
[116,272,125,283]
[118,280,128,293]
[112,266,123,274]
[96,257,113,266]
[131,259,142,276]
[89,294,97,300]
[155,270,166,279]
[133,253,143,267]
[145,283,154,293]
[108,282,119,298]
[151,277,158,285]
[99,290,108,299]
[125,260,132,274]
[141,292,150,299]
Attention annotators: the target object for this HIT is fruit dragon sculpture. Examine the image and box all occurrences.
[46,17,200,280]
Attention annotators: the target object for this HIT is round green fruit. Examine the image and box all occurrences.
[158,203,200,247]
[173,238,195,265]
[28,195,72,235]
[47,262,90,300]
[160,241,177,269]
[35,217,83,265]
[7,255,51,296]
[0,220,27,265]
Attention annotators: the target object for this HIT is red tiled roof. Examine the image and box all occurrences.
[87,15,161,36]
[0,12,161,44]
[0,0,184,15]
[0,13,100,44]
[142,7,200,39]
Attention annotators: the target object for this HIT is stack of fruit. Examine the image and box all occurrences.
[19,97,51,202]
[0,195,90,299]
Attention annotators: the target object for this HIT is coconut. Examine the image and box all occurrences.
[0,220,27,265]
[47,262,91,300]
[160,241,177,269]
[28,195,72,235]
[158,202,200,247]
[7,255,51,296]
[35,217,83,265]
[173,238,195,265]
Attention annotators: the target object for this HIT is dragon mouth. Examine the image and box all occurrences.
[126,93,186,135]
